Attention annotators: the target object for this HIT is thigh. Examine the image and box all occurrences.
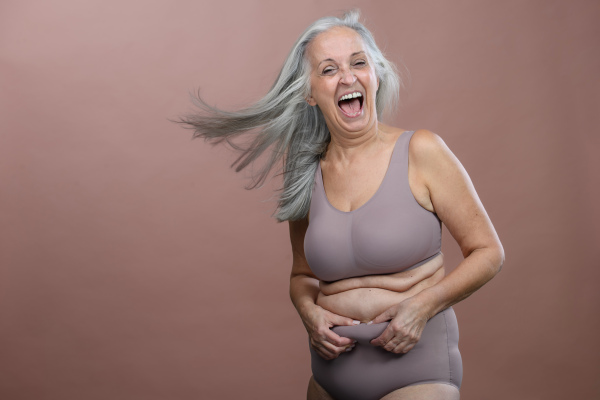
[380,383,460,400]
[307,375,335,400]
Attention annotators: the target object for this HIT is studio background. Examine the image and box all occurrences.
[1,1,598,399]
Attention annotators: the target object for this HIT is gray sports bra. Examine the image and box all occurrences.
[304,130,442,282]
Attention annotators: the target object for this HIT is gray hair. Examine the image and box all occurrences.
[175,9,403,222]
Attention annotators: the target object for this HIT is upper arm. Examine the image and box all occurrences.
[411,129,504,262]
[289,218,318,279]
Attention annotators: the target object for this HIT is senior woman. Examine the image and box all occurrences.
[178,10,504,400]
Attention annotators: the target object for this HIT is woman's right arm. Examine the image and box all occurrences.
[289,218,359,360]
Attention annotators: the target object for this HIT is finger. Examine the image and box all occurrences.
[390,337,418,354]
[324,329,355,347]
[326,340,356,355]
[382,331,409,352]
[367,309,393,325]
[371,330,394,347]
[315,338,355,359]
[327,312,361,327]
[317,345,354,360]
[315,345,336,360]
[387,327,422,353]
[370,324,395,347]
[312,337,338,358]
[385,336,409,352]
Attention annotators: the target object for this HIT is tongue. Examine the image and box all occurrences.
[340,98,361,115]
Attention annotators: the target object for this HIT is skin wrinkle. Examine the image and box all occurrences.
[319,252,444,295]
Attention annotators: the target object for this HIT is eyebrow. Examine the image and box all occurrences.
[317,51,366,68]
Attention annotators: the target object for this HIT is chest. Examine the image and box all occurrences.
[320,150,434,214]
[304,155,442,282]
[320,156,390,213]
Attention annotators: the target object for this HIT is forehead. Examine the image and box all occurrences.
[307,27,366,64]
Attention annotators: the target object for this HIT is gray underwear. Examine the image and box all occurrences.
[310,307,462,400]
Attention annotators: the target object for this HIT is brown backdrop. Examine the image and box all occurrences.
[1,1,598,399]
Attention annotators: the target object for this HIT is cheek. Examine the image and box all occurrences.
[357,68,377,84]
[308,77,321,105]
[310,82,335,105]
[309,77,322,97]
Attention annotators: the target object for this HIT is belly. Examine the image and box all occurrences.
[316,264,445,323]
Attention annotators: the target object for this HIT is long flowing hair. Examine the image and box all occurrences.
[175,10,404,221]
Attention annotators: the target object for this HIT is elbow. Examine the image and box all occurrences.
[471,245,504,279]
[492,244,505,275]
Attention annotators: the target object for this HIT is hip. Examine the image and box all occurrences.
[310,307,462,400]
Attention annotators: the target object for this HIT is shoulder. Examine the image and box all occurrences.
[409,128,458,168]
[408,129,466,189]
[409,129,448,156]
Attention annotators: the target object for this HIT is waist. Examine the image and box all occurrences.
[316,254,446,323]
[330,307,456,345]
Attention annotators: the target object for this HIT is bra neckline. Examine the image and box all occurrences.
[318,131,410,215]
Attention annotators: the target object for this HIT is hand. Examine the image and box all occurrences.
[368,297,430,354]
[301,304,360,360]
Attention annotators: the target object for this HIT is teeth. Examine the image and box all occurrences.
[339,92,362,101]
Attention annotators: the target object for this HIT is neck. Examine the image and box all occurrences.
[325,121,387,162]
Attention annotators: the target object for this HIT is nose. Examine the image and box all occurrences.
[339,68,356,85]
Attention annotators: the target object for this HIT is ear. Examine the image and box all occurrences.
[306,94,317,106]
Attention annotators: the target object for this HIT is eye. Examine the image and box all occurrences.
[322,66,336,75]
[354,60,367,67]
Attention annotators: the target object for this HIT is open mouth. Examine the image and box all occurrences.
[338,92,363,117]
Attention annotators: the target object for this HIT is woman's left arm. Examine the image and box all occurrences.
[370,129,505,353]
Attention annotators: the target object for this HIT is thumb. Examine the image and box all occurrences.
[368,308,393,325]
[327,311,361,327]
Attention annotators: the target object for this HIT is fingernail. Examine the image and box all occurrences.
[345,347,353,352]
[352,320,360,325]
[367,321,373,325]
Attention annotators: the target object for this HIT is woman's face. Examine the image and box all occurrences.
[306,26,379,135]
